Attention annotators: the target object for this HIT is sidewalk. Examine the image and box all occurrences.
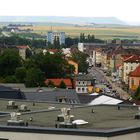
[98,69,130,100]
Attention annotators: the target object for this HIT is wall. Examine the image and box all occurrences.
[0,131,108,140]
[123,62,140,84]
[1,131,140,140]
[129,76,140,90]
[0,126,140,140]
[108,133,138,140]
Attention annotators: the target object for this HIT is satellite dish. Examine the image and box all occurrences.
[72,119,88,125]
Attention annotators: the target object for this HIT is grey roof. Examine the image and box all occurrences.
[23,89,80,103]
[0,99,139,130]
[0,85,23,99]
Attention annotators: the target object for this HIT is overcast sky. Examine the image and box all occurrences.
[1,0,140,22]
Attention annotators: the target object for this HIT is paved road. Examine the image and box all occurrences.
[88,67,130,100]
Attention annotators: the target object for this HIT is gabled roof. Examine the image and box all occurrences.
[23,88,80,103]
[45,79,72,87]
[129,65,140,77]
[121,54,133,60]
[124,55,140,63]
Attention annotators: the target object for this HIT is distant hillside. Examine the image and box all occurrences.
[0,16,127,25]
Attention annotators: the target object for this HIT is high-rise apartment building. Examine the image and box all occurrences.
[47,31,65,45]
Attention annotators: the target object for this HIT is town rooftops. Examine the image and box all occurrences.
[130,65,140,77]
[124,55,140,63]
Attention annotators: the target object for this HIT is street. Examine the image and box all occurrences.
[88,66,130,100]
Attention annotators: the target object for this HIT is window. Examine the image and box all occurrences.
[131,66,133,71]
[78,88,80,91]
[126,66,128,70]
[131,78,134,86]
[82,88,85,92]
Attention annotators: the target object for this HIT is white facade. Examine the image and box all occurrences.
[76,80,91,93]
[78,43,85,52]
[62,48,71,57]
[123,62,140,84]
[96,51,102,64]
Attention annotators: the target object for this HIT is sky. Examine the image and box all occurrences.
[1,0,140,23]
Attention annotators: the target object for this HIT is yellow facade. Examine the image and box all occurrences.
[88,86,93,93]
[68,60,78,74]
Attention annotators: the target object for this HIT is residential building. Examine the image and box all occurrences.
[75,74,95,93]
[16,45,30,60]
[129,65,140,90]
[123,55,140,85]
[62,48,71,57]
[116,64,122,79]
[94,48,102,67]
[47,31,65,45]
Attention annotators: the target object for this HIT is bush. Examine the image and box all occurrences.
[58,81,66,89]
[5,75,17,83]
[47,80,55,88]
[133,86,140,100]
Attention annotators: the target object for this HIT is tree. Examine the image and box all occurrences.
[133,86,140,100]
[71,49,88,73]
[58,81,66,89]
[5,75,17,83]
[31,52,74,78]
[80,33,85,42]
[15,67,26,83]
[65,37,78,47]
[0,49,22,77]
[47,80,55,88]
[53,36,60,48]
[25,68,45,87]
[26,48,32,58]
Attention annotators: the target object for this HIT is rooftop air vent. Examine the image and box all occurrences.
[7,101,18,109]
[7,112,25,126]
[56,108,76,128]
[19,104,30,112]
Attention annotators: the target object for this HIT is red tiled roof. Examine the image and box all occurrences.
[124,55,140,63]
[45,79,72,88]
[17,45,29,49]
[130,65,140,77]
[121,54,133,60]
